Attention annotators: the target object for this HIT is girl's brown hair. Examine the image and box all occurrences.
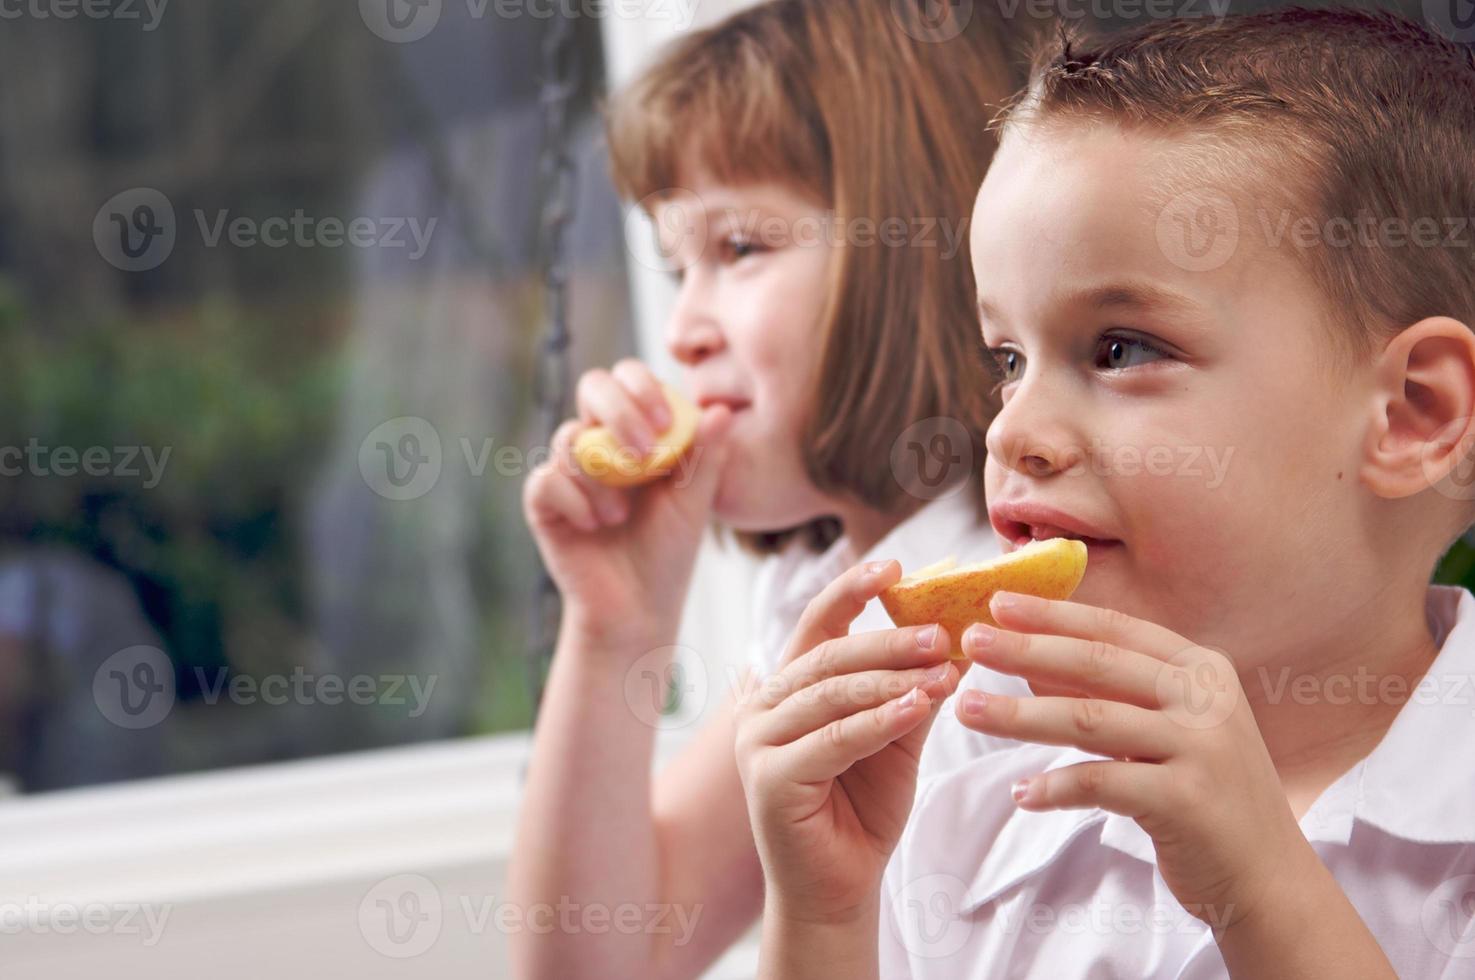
[606,0,1027,552]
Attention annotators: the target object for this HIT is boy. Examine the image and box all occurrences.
[731,8,1475,978]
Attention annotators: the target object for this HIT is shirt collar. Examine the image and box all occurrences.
[1352,584,1475,844]
[958,584,1475,913]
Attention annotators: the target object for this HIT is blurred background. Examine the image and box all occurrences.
[0,0,1464,977]
[0,0,628,793]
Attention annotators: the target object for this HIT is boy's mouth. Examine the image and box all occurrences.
[989,500,1124,557]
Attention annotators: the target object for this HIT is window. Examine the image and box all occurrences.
[0,0,631,794]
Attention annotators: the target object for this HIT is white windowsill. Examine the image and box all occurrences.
[0,730,760,979]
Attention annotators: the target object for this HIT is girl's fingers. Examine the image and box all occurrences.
[755,663,959,745]
[963,623,1163,707]
[611,358,672,432]
[550,419,631,526]
[988,593,1193,664]
[777,559,904,671]
[761,622,951,710]
[769,686,933,785]
[957,691,1175,760]
[1012,759,1168,817]
[576,368,659,454]
[523,462,599,534]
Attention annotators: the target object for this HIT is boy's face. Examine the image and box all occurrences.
[972,123,1374,666]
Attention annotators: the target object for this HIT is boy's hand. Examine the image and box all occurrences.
[954,592,1310,932]
[733,560,962,927]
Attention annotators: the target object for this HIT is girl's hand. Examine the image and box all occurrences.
[523,359,731,642]
[733,560,962,926]
[955,591,1310,932]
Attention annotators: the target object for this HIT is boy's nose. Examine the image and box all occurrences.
[985,381,1086,479]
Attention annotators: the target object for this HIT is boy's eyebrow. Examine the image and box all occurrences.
[977,280,1208,328]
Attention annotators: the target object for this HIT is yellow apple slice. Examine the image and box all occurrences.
[879,537,1088,659]
[573,383,702,488]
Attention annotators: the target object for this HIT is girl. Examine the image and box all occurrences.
[510,3,1028,976]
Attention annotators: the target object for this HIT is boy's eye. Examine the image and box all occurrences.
[984,347,1025,387]
[1096,334,1167,371]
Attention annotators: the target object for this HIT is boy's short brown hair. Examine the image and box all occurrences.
[1005,7,1475,367]
[605,0,1028,553]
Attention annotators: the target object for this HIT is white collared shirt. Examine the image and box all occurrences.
[879,584,1475,979]
[744,482,1033,781]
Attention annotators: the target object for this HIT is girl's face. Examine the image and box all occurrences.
[652,175,838,531]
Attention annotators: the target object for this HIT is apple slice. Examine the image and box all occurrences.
[879,537,1088,659]
[573,383,702,488]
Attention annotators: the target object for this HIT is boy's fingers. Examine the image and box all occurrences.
[988,593,1192,664]
[770,686,932,785]
[777,560,903,670]
[611,358,672,431]
[763,623,950,709]
[1013,760,1167,817]
[755,663,959,745]
[957,692,1174,760]
[964,625,1162,707]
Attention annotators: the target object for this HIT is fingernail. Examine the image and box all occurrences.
[1011,778,1032,804]
[992,591,1018,611]
[961,689,987,717]
[916,624,939,651]
[864,560,892,578]
[966,624,996,654]
[899,686,922,709]
[925,662,952,683]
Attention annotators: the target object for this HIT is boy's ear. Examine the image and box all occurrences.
[1360,317,1475,500]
